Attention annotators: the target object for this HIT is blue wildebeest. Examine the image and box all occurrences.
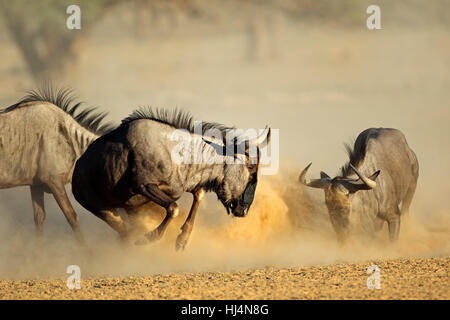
[0,87,114,243]
[299,128,419,242]
[71,108,271,250]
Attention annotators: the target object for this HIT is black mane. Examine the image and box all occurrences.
[1,85,115,135]
[340,128,379,176]
[121,107,234,138]
[340,139,367,177]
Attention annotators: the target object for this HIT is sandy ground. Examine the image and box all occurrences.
[0,4,449,301]
[0,257,447,300]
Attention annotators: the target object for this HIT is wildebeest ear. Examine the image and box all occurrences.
[349,164,377,189]
[320,171,331,179]
[339,180,373,193]
[307,179,331,189]
[202,138,225,156]
[368,170,381,181]
[339,170,379,193]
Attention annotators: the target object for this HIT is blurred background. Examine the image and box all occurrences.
[0,0,448,277]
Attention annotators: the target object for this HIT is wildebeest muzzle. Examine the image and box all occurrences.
[230,182,257,217]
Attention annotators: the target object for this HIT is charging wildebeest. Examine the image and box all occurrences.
[299,128,418,242]
[0,86,114,243]
[72,108,271,250]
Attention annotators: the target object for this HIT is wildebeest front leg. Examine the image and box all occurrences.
[175,188,204,251]
[135,184,179,244]
[387,207,401,241]
[95,209,129,240]
[30,185,46,237]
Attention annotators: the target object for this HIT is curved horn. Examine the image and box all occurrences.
[255,127,271,147]
[299,162,331,189]
[235,127,271,156]
[299,162,312,184]
[349,164,378,189]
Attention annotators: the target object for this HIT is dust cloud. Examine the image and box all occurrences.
[0,170,448,280]
[0,1,449,280]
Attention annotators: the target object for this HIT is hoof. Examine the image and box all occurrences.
[175,234,188,251]
[134,237,148,246]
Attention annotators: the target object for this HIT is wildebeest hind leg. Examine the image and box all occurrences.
[135,184,179,244]
[30,185,46,237]
[373,217,384,232]
[400,179,417,217]
[175,188,204,251]
[47,182,86,246]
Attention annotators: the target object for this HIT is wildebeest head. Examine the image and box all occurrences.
[299,163,380,241]
[204,128,271,217]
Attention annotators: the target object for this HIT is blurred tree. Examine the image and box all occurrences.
[240,0,363,61]
[243,1,282,61]
[0,0,373,81]
[132,0,209,38]
[0,0,213,80]
[0,0,121,81]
